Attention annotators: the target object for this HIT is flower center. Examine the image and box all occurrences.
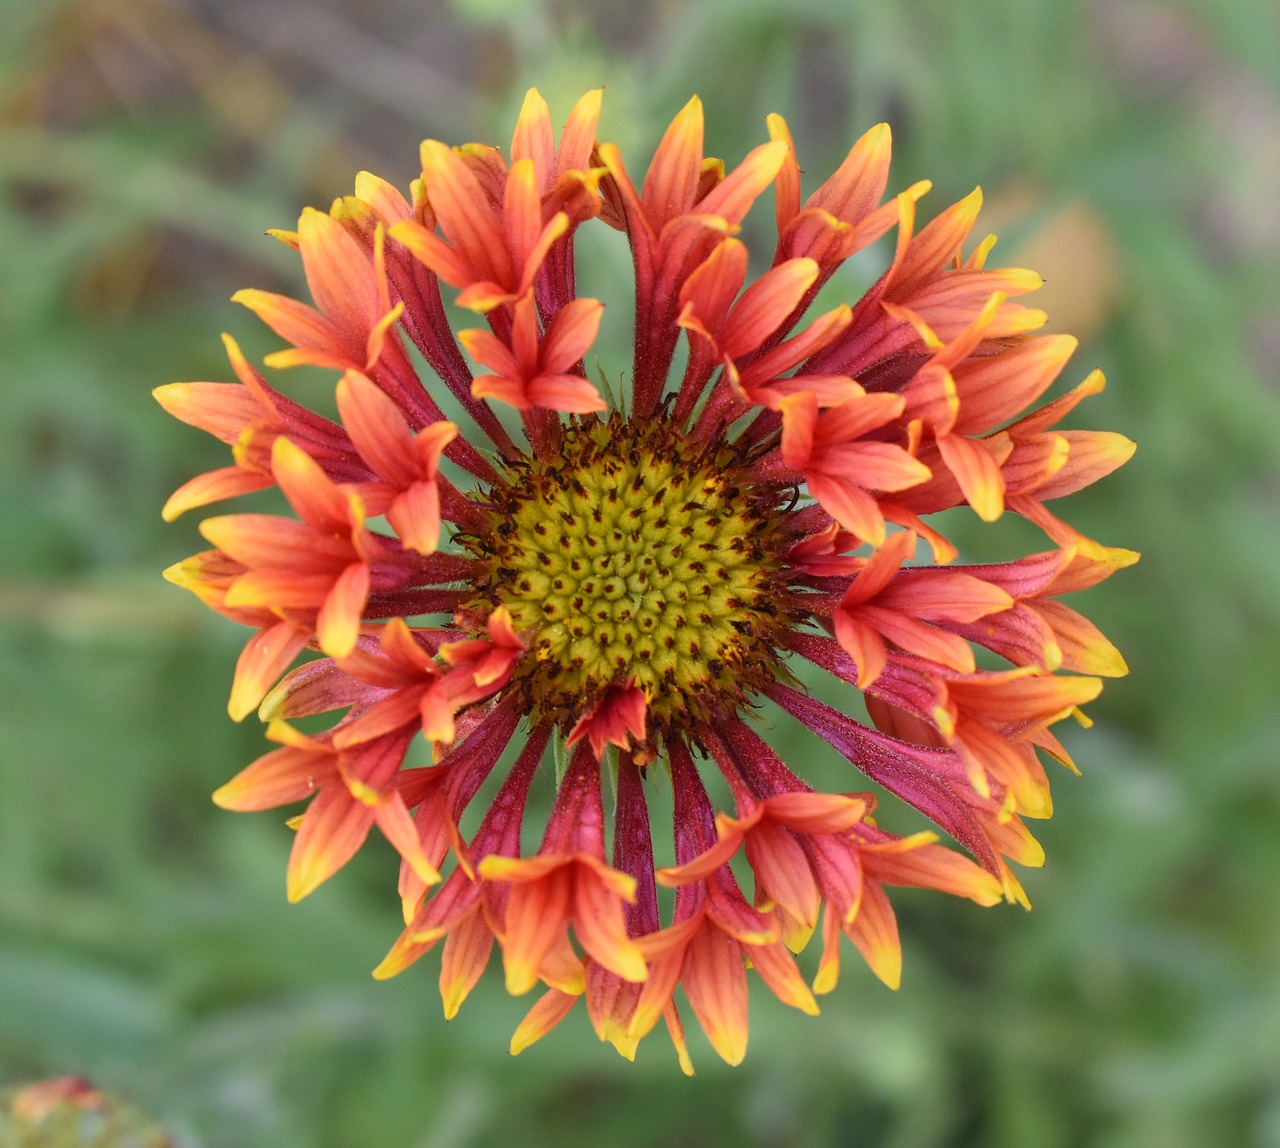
[462,415,796,734]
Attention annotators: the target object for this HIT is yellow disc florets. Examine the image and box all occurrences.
[461,414,799,734]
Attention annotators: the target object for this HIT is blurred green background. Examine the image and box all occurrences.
[2,0,1279,1144]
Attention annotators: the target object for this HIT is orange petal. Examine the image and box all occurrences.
[846,883,902,989]
[937,431,1012,519]
[682,926,749,1067]
[458,325,520,378]
[201,513,348,570]
[372,792,442,888]
[777,390,818,467]
[1032,431,1137,500]
[503,157,543,275]
[372,926,438,980]
[813,903,843,995]
[419,140,512,285]
[316,562,370,658]
[744,821,821,930]
[298,206,380,336]
[229,621,308,721]
[232,289,344,360]
[640,95,704,227]
[721,257,818,359]
[212,741,336,812]
[510,988,579,1056]
[572,872,647,984]
[528,374,609,414]
[765,113,801,232]
[952,334,1077,435]
[747,941,820,1015]
[833,611,889,689]
[162,466,273,521]
[387,218,473,288]
[540,297,605,374]
[387,481,442,555]
[440,907,497,1018]
[511,89,554,186]
[890,187,983,299]
[335,370,417,485]
[1031,599,1129,676]
[271,436,352,533]
[695,139,788,226]
[499,866,573,995]
[153,382,263,443]
[678,239,749,338]
[807,122,892,226]
[556,89,605,177]
[354,170,412,224]
[286,786,375,902]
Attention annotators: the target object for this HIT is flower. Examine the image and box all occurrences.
[159,89,1136,1071]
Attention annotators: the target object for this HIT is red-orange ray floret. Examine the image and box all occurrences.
[479,743,647,993]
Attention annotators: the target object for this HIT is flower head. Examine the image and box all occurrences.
[159,90,1135,1070]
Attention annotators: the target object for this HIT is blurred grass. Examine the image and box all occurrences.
[1,0,1279,1145]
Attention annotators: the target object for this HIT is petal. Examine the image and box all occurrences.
[721,258,818,359]
[556,88,605,177]
[806,473,886,546]
[162,466,273,521]
[388,218,473,288]
[201,513,348,570]
[746,940,820,1015]
[833,611,889,689]
[683,925,749,1066]
[458,325,520,378]
[286,786,375,902]
[503,157,543,273]
[372,791,442,888]
[1031,599,1129,676]
[807,122,892,226]
[765,113,801,232]
[387,481,443,555]
[153,382,264,443]
[439,907,497,1018]
[511,89,555,188]
[419,140,513,285]
[298,206,380,337]
[232,289,345,360]
[272,436,353,533]
[573,871,648,984]
[212,741,337,811]
[528,374,609,414]
[743,821,821,929]
[511,988,579,1055]
[695,139,788,226]
[335,370,418,486]
[883,569,1015,624]
[500,867,574,995]
[890,187,983,300]
[951,334,1078,435]
[540,297,605,374]
[846,883,902,989]
[938,433,1007,521]
[1030,431,1137,500]
[354,170,412,224]
[678,238,749,343]
[641,95,704,228]
[229,622,308,721]
[316,562,371,658]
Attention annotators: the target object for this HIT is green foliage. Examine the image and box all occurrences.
[1,0,1278,1145]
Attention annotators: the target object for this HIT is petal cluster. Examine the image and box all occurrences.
[158,89,1134,1071]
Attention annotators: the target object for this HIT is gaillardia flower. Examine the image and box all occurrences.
[158,90,1135,1070]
